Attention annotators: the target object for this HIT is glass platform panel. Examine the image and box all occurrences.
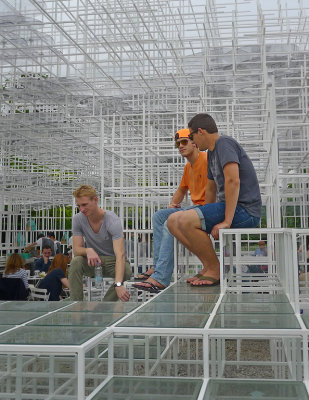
[203,379,309,399]
[222,293,289,303]
[217,302,294,314]
[0,325,16,334]
[0,311,45,325]
[29,312,126,327]
[65,301,139,313]
[0,301,72,312]
[210,313,301,329]
[92,377,203,400]
[117,312,210,328]
[140,301,215,314]
[166,283,221,295]
[155,293,219,303]
[300,314,309,328]
[0,325,103,345]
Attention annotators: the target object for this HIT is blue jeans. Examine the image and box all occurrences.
[151,206,196,287]
[195,202,260,233]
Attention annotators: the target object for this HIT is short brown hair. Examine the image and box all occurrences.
[5,254,25,274]
[188,113,218,134]
[73,185,97,199]
[48,254,69,275]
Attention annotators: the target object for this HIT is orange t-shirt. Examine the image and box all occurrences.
[179,152,208,205]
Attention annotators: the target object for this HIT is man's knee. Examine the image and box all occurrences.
[167,213,176,233]
[167,211,182,233]
[152,209,165,225]
[69,256,85,276]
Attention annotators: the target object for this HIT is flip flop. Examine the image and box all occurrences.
[134,272,153,281]
[133,281,164,293]
[186,273,204,283]
[190,276,220,287]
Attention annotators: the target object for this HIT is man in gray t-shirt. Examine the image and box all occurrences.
[167,113,261,287]
[69,185,132,301]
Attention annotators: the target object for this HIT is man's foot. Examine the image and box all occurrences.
[190,274,220,287]
[133,277,165,293]
[186,270,207,283]
[134,267,155,281]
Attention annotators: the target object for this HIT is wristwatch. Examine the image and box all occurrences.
[113,282,124,288]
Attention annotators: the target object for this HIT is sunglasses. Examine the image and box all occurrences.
[175,139,190,148]
[188,129,198,140]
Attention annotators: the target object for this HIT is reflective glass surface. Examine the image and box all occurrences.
[217,302,294,314]
[0,311,45,325]
[203,379,309,399]
[140,301,215,314]
[92,377,203,400]
[0,325,103,345]
[210,313,300,329]
[301,314,309,328]
[155,293,219,303]
[0,301,72,312]
[65,301,139,313]
[222,293,289,303]
[0,325,15,333]
[118,312,209,328]
[166,282,220,295]
[29,312,125,327]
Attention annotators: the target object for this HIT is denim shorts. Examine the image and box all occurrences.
[195,202,260,234]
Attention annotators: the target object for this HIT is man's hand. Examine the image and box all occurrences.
[115,286,130,302]
[43,255,49,264]
[211,221,231,240]
[86,248,101,266]
[168,202,181,208]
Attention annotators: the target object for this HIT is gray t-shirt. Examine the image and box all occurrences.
[72,211,124,256]
[207,135,262,218]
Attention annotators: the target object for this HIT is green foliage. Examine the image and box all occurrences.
[282,205,302,228]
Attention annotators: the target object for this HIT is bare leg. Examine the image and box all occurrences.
[167,210,220,285]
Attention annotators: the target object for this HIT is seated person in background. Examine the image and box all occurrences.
[298,236,309,261]
[47,231,61,254]
[39,254,69,301]
[254,240,267,257]
[249,240,268,273]
[25,232,57,256]
[3,254,29,290]
[34,245,52,273]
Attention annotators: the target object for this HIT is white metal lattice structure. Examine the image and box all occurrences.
[0,1,308,398]
[0,0,308,255]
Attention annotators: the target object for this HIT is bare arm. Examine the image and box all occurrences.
[169,187,188,208]
[204,179,217,204]
[113,238,130,302]
[24,241,37,252]
[222,162,240,226]
[211,162,240,239]
[73,236,101,266]
[60,277,69,288]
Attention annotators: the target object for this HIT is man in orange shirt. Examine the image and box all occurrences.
[134,128,207,292]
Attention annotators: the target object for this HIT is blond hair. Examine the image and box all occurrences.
[73,185,97,199]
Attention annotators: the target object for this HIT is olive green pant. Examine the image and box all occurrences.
[69,255,132,301]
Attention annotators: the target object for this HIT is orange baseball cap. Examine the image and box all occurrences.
[175,128,190,140]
